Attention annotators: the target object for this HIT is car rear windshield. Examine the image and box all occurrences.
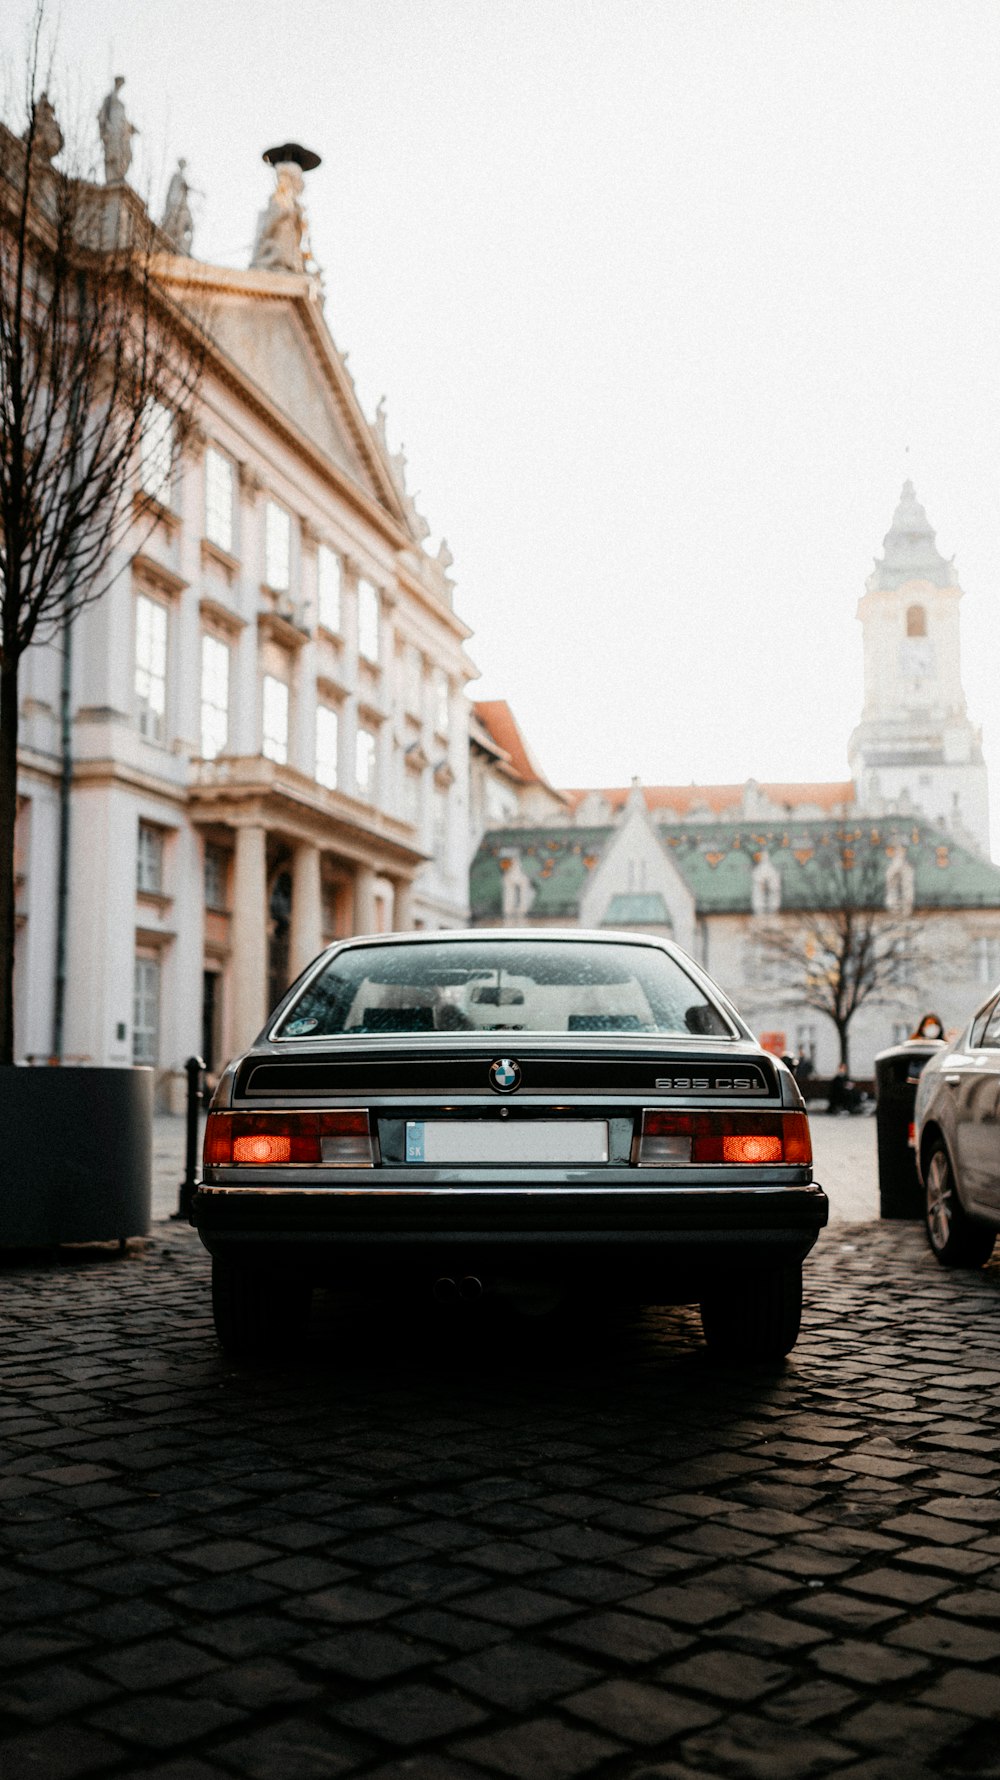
[274,938,735,1039]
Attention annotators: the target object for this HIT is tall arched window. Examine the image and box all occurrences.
[906,604,927,637]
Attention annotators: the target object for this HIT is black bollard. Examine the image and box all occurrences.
[174,1055,205,1222]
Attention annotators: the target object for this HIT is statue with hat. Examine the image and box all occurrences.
[251,143,321,274]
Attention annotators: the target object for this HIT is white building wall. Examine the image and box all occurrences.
[14,263,477,1098]
[705,908,1000,1079]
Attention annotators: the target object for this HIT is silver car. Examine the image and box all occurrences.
[915,989,1000,1267]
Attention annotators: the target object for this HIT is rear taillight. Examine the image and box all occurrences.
[204,1110,373,1168]
[637,1110,811,1167]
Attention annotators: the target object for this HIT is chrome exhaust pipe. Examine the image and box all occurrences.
[458,1275,483,1302]
[433,1276,459,1304]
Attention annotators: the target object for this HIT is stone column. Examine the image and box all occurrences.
[289,841,322,977]
[353,865,377,937]
[231,823,268,1047]
[391,877,415,932]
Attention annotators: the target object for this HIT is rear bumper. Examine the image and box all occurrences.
[192,1179,829,1284]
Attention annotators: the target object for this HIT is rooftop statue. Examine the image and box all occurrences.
[251,161,308,273]
[98,76,137,184]
[27,91,63,165]
[161,158,194,255]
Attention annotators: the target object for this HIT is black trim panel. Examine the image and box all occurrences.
[240,1052,777,1100]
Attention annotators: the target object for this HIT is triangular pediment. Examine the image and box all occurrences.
[209,293,400,508]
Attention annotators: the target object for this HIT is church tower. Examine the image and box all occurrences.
[848,482,990,856]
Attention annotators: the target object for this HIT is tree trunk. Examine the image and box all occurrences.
[0,660,21,1066]
[836,1020,850,1073]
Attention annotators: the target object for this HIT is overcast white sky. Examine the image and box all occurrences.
[7,0,1000,843]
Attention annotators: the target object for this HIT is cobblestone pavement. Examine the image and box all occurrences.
[3,1216,1000,1779]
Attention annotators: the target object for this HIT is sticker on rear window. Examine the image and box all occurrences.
[284,1017,318,1036]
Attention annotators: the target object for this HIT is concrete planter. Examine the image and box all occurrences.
[1,1066,152,1246]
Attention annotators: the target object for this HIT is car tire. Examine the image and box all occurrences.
[699,1263,802,1361]
[211,1256,312,1360]
[924,1143,996,1269]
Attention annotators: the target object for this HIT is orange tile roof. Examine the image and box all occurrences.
[472,701,564,797]
[561,781,856,816]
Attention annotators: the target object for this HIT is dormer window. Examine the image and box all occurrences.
[751,854,781,916]
[885,851,915,915]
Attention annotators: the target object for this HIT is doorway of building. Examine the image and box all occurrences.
[268,868,292,1014]
[202,969,221,1075]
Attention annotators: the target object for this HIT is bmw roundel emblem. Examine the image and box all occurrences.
[489,1057,521,1093]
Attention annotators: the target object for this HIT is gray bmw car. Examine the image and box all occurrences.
[915,989,1000,1268]
[194,930,828,1361]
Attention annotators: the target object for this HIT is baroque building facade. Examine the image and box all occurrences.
[471,487,1000,1075]
[13,127,476,1105]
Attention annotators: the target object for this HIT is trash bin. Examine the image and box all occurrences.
[874,1041,944,1220]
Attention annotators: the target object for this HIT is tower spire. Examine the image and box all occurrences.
[869,482,955,590]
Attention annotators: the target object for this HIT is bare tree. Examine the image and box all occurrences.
[749,830,925,1072]
[0,31,205,1062]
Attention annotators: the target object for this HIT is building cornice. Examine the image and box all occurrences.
[187,754,429,871]
[132,551,188,599]
[200,595,246,636]
[69,758,191,809]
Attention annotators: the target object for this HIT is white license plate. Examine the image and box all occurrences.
[406,1120,609,1165]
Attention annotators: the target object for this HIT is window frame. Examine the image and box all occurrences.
[199,631,230,761]
[315,703,340,790]
[133,954,161,1065]
[432,667,450,736]
[261,672,290,765]
[972,935,1000,987]
[204,446,236,554]
[317,545,342,634]
[134,592,169,743]
[357,578,380,664]
[433,786,449,857]
[264,499,292,592]
[355,725,377,800]
[204,842,229,912]
[139,399,174,506]
[977,997,1000,1051]
[404,643,422,714]
[970,996,1000,1049]
[136,822,165,895]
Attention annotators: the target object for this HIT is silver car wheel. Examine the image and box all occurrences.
[926,1148,952,1251]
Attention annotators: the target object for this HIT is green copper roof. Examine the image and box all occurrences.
[661,818,1000,913]
[470,827,613,920]
[470,818,1000,921]
[601,893,671,927]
